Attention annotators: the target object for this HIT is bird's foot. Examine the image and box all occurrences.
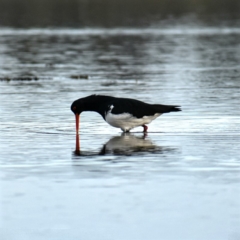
[142,125,148,133]
[121,129,131,135]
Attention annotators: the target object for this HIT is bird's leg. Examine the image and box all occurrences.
[142,125,148,133]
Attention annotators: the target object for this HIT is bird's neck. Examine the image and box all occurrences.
[82,95,113,119]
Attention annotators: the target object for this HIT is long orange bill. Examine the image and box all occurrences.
[75,114,80,134]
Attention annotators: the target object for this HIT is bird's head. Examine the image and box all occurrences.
[70,100,84,115]
[70,95,103,134]
[71,95,98,115]
[71,95,98,133]
[71,99,85,134]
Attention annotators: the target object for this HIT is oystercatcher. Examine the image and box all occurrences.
[71,95,181,133]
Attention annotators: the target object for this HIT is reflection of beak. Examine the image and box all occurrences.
[75,133,80,155]
[75,114,79,134]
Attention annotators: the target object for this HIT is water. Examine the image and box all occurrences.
[0,25,240,239]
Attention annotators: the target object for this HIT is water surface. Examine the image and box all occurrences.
[0,26,240,239]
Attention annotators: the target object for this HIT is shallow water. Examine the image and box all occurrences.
[0,26,240,239]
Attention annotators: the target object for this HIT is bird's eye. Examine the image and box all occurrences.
[72,106,76,110]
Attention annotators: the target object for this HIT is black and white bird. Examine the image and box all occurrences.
[71,95,181,133]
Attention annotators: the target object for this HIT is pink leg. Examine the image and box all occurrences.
[142,125,148,133]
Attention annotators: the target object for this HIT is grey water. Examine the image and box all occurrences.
[1,19,240,239]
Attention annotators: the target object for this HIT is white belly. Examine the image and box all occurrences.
[105,112,161,132]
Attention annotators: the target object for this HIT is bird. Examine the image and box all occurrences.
[71,94,181,133]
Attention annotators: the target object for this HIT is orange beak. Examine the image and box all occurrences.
[75,114,80,134]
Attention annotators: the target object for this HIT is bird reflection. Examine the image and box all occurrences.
[74,133,173,156]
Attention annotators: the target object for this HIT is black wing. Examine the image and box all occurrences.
[111,98,181,118]
[111,98,159,118]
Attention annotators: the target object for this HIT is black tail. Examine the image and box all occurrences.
[153,104,181,114]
